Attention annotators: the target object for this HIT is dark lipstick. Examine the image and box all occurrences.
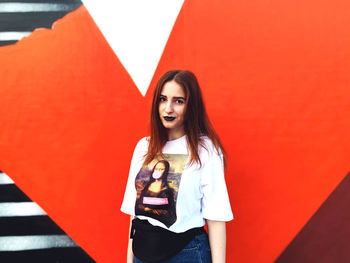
[164,116,176,121]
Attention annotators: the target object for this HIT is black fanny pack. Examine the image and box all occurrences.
[130,218,204,262]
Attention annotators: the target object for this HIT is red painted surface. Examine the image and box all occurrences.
[0,1,349,262]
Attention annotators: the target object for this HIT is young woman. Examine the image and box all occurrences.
[121,70,233,263]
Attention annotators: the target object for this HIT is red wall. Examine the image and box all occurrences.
[0,1,349,262]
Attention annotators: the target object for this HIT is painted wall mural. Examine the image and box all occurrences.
[0,171,94,261]
[0,0,349,262]
[0,0,82,47]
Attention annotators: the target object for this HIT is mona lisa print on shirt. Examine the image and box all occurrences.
[135,154,187,227]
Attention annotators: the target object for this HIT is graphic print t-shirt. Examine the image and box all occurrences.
[134,154,187,227]
[121,135,233,233]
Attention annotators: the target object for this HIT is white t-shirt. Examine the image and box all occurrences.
[121,135,233,233]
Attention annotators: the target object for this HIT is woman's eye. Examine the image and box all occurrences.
[159,97,166,102]
[176,99,184,104]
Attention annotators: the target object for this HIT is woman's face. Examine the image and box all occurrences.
[152,162,166,179]
[158,80,186,139]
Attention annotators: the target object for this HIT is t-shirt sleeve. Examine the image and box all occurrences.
[120,137,148,216]
[200,148,234,221]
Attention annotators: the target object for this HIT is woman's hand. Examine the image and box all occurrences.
[127,238,134,263]
[127,216,134,263]
[207,220,226,263]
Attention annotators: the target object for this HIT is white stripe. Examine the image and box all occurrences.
[0,235,78,251]
[0,202,46,217]
[0,31,31,41]
[0,173,14,185]
[0,3,77,12]
[82,0,185,96]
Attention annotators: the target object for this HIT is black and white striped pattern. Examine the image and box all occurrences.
[0,171,95,262]
[0,0,82,47]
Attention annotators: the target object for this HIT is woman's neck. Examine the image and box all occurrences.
[167,128,185,141]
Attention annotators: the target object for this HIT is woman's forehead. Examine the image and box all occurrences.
[161,80,185,97]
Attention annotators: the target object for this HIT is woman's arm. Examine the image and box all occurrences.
[207,220,226,263]
[127,216,134,263]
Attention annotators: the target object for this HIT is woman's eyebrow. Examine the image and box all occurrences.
[173,96,186,100]
[159,94,186,100]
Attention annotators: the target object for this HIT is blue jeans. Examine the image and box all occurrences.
[134,232,212,263]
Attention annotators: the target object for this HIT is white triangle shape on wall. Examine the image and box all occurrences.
[81,0,185,96]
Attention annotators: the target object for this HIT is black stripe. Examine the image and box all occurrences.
[0,40,16,46]
[0,0,82,4]
[0,40,17,46]
[0,185,31,202]
[0,10,81,31]
[0,216,66,236]
[0,247,96,263]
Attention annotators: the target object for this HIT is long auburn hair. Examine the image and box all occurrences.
[144,70,227,168]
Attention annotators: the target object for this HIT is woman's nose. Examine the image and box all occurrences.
[165,101,173,113]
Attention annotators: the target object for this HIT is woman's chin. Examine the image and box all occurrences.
[161,122,175,129]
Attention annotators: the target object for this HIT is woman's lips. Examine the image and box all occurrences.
[164,116,176,121]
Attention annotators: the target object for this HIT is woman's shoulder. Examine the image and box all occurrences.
[199,135,216,150]
[199,135,223,157]
[135,136,150,148]
[132,136,150,156]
